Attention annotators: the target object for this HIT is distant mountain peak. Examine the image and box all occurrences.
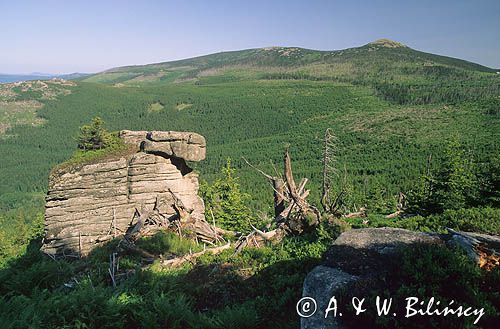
[368,38,407,48]
[85,39,496,85]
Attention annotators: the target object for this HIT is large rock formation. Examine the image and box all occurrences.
[42,130,206,257]
[301,228,442,329]
[300,227,499,328]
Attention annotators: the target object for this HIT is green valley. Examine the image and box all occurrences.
[1,40,498,212]
[0,39,499,328]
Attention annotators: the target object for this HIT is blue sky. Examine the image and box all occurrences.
[1,0,499,74]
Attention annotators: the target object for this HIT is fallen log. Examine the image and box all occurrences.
[385,210,403,219]
[161,242,231,267]
[234,223,287,252]
[343,207,366,219]
[447,228,500,271]
[251,225,279,240]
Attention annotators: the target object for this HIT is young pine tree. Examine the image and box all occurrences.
[77,117,112,151]
[408,138,479,214]
[200,159,254,233]
[432,139,479,210]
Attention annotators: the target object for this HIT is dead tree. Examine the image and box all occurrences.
[283,149,321,227]
[447,229,500,271]
[385,192,407,219]
[118,193,229,259]
[321,128,349,216]
[242,157,287,218]
[237,148,321,250]
[321,128,338,210]
[166,188,230,244]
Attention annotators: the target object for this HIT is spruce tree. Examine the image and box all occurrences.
[76,117,112,151]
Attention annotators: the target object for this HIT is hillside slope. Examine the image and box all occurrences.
[82,39,497,86]
[0,39,499,328]
[0,38,498,218]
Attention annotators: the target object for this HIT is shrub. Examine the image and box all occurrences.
[0,210,44,268]
[478,154,500,206]
[394,207,500,234]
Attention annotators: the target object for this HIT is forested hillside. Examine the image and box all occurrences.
[2,39,498,209]
[0,39,499,328]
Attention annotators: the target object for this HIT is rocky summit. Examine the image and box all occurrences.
[42,130,206,257]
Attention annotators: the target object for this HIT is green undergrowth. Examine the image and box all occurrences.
[346,207,500,234]
[341,245,500,328]
[136,231,203,256]
[51,132,136,174]
[1,215,498,328]
[0,207,44,267]
[0,221,340,329]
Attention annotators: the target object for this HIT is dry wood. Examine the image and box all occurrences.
[242,157,287,217]
[113,208,117,237]
[234,233,259,252]
[385,210,403,219]
[109,252,117,288]
[249,224,280,240]
[343,207,367,219]
[161,242,231,267]
[321,128,345,215]
[297,178,308,196]
[285,149,321,222]
[167,188,191,222]
[239,149,321,251]
[273,178,286,217]
[447,228,500,270]
[283,149,302,208]
[78,231,83,258]
[127,207,150,238]
[384,193,407,218]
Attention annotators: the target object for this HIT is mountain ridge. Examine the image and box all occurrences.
[105,39,495,72]
[82,39,497,86]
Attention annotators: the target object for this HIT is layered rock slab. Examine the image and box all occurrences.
[42,130,206,257]
[120,129,206,161]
